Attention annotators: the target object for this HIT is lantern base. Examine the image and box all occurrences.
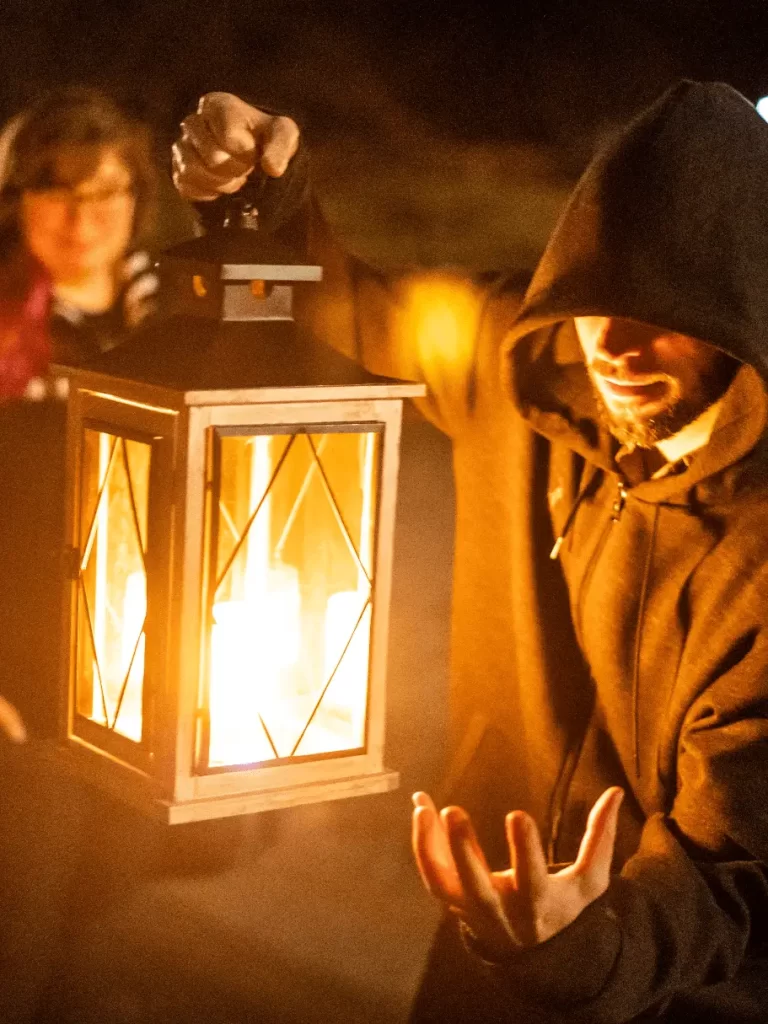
[159,769,401,824]
[47,741,401,824]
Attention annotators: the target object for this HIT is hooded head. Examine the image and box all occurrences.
[505,81,768,473]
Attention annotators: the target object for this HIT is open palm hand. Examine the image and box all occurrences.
[412,787,623,960]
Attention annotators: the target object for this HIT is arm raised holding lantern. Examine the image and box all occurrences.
[172,91,504,437]
[173,84,768,1024]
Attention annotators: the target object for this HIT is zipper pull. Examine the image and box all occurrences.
[612,482,628,520]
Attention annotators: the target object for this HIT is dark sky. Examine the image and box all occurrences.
[2,1,767,165]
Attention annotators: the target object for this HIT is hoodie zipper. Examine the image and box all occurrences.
[549,481,658,859]
[573,476,629,639]
[548,474,628,860]
[547,719,592,862]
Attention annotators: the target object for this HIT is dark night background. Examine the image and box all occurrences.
[2,4,768,1022]
[3,0,768,268]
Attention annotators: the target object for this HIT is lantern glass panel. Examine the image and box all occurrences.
[200,425,381,771]
[75,428,149,743]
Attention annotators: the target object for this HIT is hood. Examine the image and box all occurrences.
[503,80,768,492]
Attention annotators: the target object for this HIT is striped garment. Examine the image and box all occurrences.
[2,249,159,402]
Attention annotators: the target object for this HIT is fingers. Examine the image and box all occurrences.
[173,93,300,201]
[198,92,264,158]
[413,791,622,953]
[574,787,624,886]
[412,794,490,877]
[442,806,492,875]
[181,113,254,175]
[412,798,463,907]
[412,803,444,897]
[172,151,250,201]
[196,91,299,175]
[172,120,253,202]
[443,807,498,909]
[506,810,549,900]
[261,115,300,177]
[443,808,523,956]
[172,162,249,202]
[0,696,26,744]
[199,93,299,175]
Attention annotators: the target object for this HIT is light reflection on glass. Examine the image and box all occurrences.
[76,429,149,742]
[204,428,379,769]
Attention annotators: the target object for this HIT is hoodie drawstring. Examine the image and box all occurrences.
[550,465,601,560]
[632,503,659,777]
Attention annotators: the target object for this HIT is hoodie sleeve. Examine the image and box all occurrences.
[295,205,503,437]
[197,132,510,436]
[474,625,768,1023]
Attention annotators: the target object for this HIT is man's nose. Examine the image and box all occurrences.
[596,321,646,362]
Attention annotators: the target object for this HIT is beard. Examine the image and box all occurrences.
[589,353,739,448]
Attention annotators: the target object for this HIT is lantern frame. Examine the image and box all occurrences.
[56,361,423,824]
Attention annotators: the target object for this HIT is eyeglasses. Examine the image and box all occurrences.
[25,184,135,214]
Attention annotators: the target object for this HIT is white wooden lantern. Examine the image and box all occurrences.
[56,226,424,823]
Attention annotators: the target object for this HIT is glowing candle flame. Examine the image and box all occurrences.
[205,430,376,768]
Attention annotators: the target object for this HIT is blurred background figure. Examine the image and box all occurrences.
[0,86,160,400]
[0,86,168,1024]
[0,85,164,731]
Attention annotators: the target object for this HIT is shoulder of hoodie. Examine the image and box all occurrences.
[691,441,768,599]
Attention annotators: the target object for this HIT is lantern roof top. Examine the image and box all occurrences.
[64,226,425,406]
[71,317,424,406]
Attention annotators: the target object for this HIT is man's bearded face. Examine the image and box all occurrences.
[574,317,737,448]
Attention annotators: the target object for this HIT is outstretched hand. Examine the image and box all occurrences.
[412,787,623,959]
[172,92,300,202]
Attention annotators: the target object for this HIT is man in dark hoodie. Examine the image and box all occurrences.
[173,82,768,1022]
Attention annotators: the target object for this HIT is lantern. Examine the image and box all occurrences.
[55,225,424,823]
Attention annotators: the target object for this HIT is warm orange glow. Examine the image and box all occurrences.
[76,424,379,767]
[119,570,145,738]
[77,429,148,742]
[204,428,378,768]
[396,274,482,391]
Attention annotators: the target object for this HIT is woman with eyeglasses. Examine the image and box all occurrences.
[0,86,160,399]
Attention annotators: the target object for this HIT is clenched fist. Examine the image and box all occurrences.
[172,92,300,202]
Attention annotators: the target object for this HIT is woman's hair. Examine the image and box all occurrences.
[0,86,158,255]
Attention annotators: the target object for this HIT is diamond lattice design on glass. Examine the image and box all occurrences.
[205,427,379,769]
[76,430,150,743]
